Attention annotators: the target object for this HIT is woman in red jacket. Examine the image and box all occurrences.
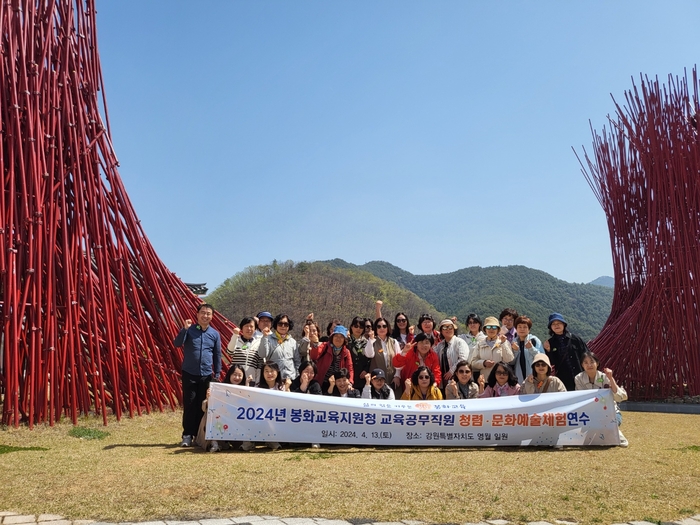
[310,325,354,391]
[393,332,441,388]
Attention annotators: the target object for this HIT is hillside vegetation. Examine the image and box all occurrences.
[323,260,613,341]
[208,259,613,342]
[206,260,444,337]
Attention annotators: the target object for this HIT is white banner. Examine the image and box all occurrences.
[205,384,620,447]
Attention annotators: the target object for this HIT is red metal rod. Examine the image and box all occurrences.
[1,0,236,427]
[578,68,700,400]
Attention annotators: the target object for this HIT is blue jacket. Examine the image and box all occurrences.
[173,325,222,377]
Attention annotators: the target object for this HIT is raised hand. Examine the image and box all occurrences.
[447,379,458,397]
[184,319,193,329]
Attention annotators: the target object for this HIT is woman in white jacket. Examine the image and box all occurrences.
[470,316,514,383]
[434,319,470,389]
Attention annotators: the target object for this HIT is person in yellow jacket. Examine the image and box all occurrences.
[401,366,443,400]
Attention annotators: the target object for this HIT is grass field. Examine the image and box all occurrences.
[0,410,698,525]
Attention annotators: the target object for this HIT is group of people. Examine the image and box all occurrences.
[173,302,628,452]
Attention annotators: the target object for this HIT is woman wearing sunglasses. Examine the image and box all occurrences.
[520,353,566,394]
[347,316,371,387]
[445,360,478,399]
[470,316,514,384]
[392,312,414,350]
[364,317,402,391]
[478,362,520,398]
[401,366,443,400]
[257,313,300,381]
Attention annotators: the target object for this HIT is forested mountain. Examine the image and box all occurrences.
[589,276,614,288]
[206,260,445,338]
[323,260,613,341]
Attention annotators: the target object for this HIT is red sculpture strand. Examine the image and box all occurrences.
[578,68,700,400]
[1,0,235,427]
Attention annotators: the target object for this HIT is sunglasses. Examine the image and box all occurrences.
[376,324,388,329]
[418,375,430,380]
[485,325,499,330]
[352,322,363,327]
[534,362,548,367]
[495,370,508,376]
[277,321,289,327]
[457,369,471,374]
[364,325,372,329]
[396,318,407,323]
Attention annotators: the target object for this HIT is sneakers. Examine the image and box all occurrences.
[311,443,320,449]
[209,440,220,453]
[240,441,254,451]
[180,435,192,447]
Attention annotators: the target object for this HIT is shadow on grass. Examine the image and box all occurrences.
[0,444,49,454]
[103,443,181,450]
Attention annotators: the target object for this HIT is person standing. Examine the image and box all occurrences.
[173,303,222,447]
[543,313,588,391]
[434,319,470,389]
[499,308,519,343]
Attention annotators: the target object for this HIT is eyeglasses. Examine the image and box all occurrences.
[277,321,289,327]
[418,375,430,380]
[396,318,407,323]
[495,370,508,376]
[485,325,499,330]
[376,324,387,329]
[457,369,471,374]
[534,362,548,367]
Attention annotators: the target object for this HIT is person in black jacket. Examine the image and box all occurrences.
[543,313,588,391]
[289,360,322,395]
[326,368,361,397]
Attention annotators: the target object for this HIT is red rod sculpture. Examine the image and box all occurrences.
[578,68,700,400]
[1,0,235,427]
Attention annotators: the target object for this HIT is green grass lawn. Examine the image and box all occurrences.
[0,409,698,525]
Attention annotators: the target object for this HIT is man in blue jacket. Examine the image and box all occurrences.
[173,303,221,447]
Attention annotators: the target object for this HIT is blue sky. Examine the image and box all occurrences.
[95,1,699,292]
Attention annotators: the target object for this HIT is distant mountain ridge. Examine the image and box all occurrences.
[206,260,446,337]
[589,276,614,288]
[322,259,613,341]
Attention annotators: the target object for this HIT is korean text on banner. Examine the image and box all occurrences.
[205,384,620,447]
